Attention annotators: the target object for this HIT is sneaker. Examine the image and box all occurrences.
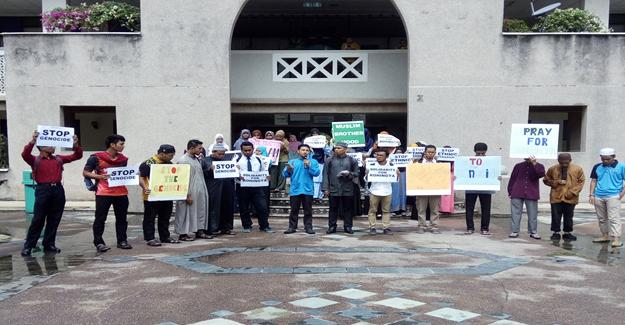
[96,244,111,252]
[383,228,393,235]
[529,233,541,240]
[550,233,561,241]
[508,232,519,238]
[242,228,252,233]
[464,229,474,235]
[326,227,337,234]
[416,227,425,234]
[481,230,492,235]
[146,239,162,247]
[260,227,275,233]
[117,241,133,249]
[305,228,316,235]
[562,233,577,241]
[611,239,623,247]
[431,228,441,234]
[369,228,377,235]
[284,228,297,234]
[592,235,610,243]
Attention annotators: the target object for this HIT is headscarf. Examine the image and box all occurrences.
[256,146,269,157]
[288,134,301,152]
[265,131,275,140]
[233,129,251,150]
[252,129,263,139]
[208,133,230,152]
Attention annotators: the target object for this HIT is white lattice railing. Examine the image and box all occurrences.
[0,49,5,95]
[272,52,368,82]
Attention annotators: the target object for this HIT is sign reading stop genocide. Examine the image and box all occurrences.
[36,125,75,148]
[106,166,140,187]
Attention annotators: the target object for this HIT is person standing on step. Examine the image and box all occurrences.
[236,141,273,233]
[415,145,443,234]
[589,148,625,247]
[175,139,211,241]
[508,155,546,240]
[139,144,181,246]
[83,135,132,252]
[543,153,585,242]
[283,144,320,234]
[202,143,236,236]
[366,149,399,235]
[21,131,83,256]
[322,142,359,234]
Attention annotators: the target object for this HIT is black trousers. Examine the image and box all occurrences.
[93,195,129,246]
[329,195,354,229]
[237,186,270,230]
[24,184,66,249]
[143,201,173,241]
[465,193,492,231]
[289,194,313,230]
[551,202,575,232]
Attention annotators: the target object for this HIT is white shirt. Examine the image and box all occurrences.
[237,154,264,172]
[367,161,393,196]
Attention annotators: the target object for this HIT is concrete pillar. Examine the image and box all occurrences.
[584,0,610,27]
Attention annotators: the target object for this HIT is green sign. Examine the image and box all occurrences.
[332,121,365,147]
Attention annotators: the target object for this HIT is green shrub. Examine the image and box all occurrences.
[503,19,531,32]
[532,8,607,32]
[90,1,141,32]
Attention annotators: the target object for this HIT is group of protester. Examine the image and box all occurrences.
[19,127,625,256]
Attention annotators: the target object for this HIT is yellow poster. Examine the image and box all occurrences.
[406,163,452,195]
[147,164,190,201]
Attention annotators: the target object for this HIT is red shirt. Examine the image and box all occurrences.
[84,151,129,196]
[21,142,84,183]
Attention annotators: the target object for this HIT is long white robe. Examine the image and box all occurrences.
[174,154,209,234]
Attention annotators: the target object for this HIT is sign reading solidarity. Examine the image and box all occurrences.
[509,123,559,159]
[367,164,398,183]
[389,153,412,167]
[406,163,452,196]
[240,171,269,187]
[454,156,502,191]
[106,166,139,187]
[249,138,282,166]
[36,125,74,148]
[303,135,327,149]
[377,134,401,148]
[347,152,364,167]
[213,161,239,179]
[332,121,365,147]
[148,164,191,201]
[436,147,460,161]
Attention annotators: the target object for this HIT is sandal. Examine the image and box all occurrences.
[178,235,194,242]
[162,237,181,244]
[196,233,214,239]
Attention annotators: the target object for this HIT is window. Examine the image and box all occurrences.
[528,106,586,152]
[62,106,117,151]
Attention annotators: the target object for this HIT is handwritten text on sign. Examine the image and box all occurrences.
[148,164,190,201]
[106,166,139,187]
[377,134,401,147]
[367,165,398,183]
[454,156,501,191]
[36,125,74,148]
[240,171,269,187]
[303,135,327,149]
[509,124,559,159]
[213,161,239,179]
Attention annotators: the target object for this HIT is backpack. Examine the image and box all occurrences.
[32,155,63,182]
[84,154,100,191]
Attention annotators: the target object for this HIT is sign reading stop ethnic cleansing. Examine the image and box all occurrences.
[249,138,281,166]
[454,156,502,191]
[389,153,412,167]
[36,125,74,148]
[212,161,240,179]
[148,164,190,201]
[367,164,398,183]
[331,121,365,147]
[509,123,559,159]
[106,166,139,187]
[240,171,269,187]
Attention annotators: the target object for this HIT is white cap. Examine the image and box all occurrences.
[600,148,616,156]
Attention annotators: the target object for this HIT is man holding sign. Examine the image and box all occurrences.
[508,156,546,239]
[202,143,236,236]
[236,141,273,233]
[20,130,82,257]
[366,149,399,235]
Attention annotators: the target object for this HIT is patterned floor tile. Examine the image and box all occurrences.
[425,307,480,322]
[371,297,426,310]
[329,288,377,300]
[210,310,235,317]
[489,320,528,325]
[188,318,245,325]
[290,297,339,309]
[261,300,283,306]
[242,307,293,321]
[336,306,385,320]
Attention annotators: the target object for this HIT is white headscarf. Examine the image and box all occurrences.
[208,133,230,152]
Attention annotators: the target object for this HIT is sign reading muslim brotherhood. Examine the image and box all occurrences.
[454,156,502,191]
[303,135,327,149]
[406,163,452,196]
[332,121,365,147]
[148,164,190,201]
[36,125,74,148]
[106,166,140,187]
[249,138,282,166]
[212,161,240,179]
[509,123,559,159]
[377,134,401,147]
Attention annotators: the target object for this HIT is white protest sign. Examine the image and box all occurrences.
[303,135,327,149]
[454,156,502,191]
[106,166,139,187]
[36,125,75,148]
[405,147,425,160]
[213,161,239,179]
[260,156,272,171]
[367,164,398,183]
[389,153,411,167]
[436,147,459,161]
[365,158,377,167]
[347,153,364,167]
[377,134,401,147]
[240,171,269,187]
[249,138,282,166]
[509,124,559,159]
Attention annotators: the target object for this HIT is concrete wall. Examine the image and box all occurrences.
[2,0,625,214]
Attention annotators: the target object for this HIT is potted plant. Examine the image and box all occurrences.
[89,1,141,32]
[41,4,94,32]
[532,8,608,32]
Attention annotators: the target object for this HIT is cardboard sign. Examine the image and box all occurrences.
[509,123,559,159]
[436,147,459,161]
[347,152,364,167]
[106,165,139,187]
[148,164,190,201]
[367,164,398,183]
[303,135,327,149]
[249,138,282,166]
[454,156,501,191]
[36,125,74,148]
[240,171,269,187]
[213,161,239,179]
[389,153,411,167]
[405,147,425,160]
[377,134,401,147]
[406,163,452,196]
[332,121,365,147]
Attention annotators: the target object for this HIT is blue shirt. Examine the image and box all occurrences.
[283,157,320,196]
[590,161,625,198]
